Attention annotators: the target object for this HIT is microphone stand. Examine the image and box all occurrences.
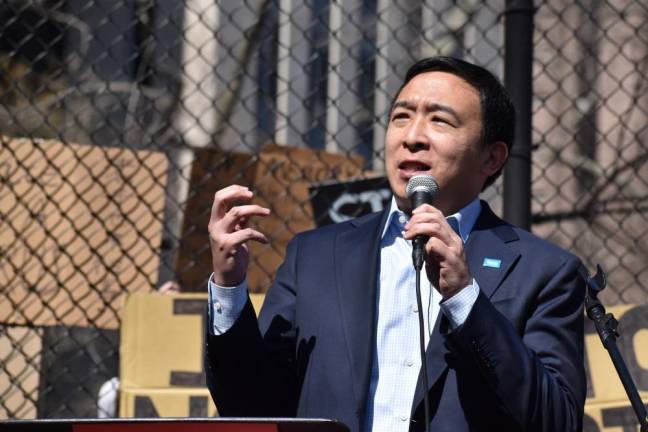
[585,265,648,431]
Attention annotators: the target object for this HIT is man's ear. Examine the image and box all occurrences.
[481,141,509,176]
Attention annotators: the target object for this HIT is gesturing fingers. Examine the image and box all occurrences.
[209,185,270,231]
[208,185,271,287]
[221,204,271,233]
[210,185,253,222]
[211,206,271,248]
[226,227,270,246]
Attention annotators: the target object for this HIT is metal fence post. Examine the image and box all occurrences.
[503,0,534,230]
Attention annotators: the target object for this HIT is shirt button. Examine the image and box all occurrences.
[411,304,418,313]
[400,416,408,422]
[215,302,222,313]
[405,359,414,367]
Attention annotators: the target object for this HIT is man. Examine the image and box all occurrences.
[204,57,586,432]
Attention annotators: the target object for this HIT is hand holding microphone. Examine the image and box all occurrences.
[404,174,472,299]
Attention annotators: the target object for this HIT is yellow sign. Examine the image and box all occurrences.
[119,292,264,417]
[119,293,648,427]
[120,292,264,389]
[584,304,648,431]
[119,387,217,418]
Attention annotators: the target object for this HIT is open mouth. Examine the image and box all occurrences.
[398,161,431,177]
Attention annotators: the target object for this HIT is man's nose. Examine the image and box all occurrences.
[403,117,429,151]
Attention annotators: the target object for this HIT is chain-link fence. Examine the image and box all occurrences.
[1,0,646,421]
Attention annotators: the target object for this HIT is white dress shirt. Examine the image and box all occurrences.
[363,197,480,432]
[207,197,482,432]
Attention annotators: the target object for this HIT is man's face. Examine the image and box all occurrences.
[385,71,490,215]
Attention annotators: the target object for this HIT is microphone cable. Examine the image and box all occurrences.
[414,261,430,432]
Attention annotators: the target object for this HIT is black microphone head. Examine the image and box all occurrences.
[406,174,440,201]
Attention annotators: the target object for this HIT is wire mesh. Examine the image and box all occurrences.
[0,0,646,420]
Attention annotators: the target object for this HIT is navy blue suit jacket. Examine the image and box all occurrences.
[205,201,586,432]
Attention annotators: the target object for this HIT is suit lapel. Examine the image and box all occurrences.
[335,209,389,415]
[465,203,520,299]
[411,201,521,414]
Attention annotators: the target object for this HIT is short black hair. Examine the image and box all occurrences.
[392,56,516,190]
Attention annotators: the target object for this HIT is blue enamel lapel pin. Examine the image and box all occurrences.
[482,258,502,269]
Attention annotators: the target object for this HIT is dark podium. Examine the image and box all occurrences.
[1,418,350,432]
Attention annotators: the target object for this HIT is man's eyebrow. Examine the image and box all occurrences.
[426,102,460,121]
[391,100,461,121]
[391,100,415,111]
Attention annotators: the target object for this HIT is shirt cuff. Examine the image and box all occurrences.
[439,279,480,330]
[207,273,249,335]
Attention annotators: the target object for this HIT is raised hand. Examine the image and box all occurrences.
[208,185,271,287]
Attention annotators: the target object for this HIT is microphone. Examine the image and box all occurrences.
[406,174,439,432]
[406,174,440,270]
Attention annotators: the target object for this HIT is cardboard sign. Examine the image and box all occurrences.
[0,325,41,419]
[175,144,365,293]
[585,304,648,402]
[584,304,648,431]
[119,292,264,418]
[120,292,265,389]
[119,292,648,424]
[309,176,391,227]
[119,387,217,418]
[0,137,168,329]
[584,399,648,432]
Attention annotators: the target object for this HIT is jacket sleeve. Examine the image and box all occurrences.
[444,255,586,432]
[204,235,302,417]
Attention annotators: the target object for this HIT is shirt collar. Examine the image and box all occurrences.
[380,195,482,243]
[447,197,481,243]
